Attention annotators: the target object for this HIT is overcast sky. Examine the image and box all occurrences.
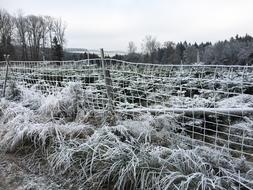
[1,0,253,51]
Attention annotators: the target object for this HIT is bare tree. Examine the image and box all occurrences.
[0,9,67,61]
[0,9,15,56]
[128,41,137,54]
[44,16,54,48]
[26,15,45,60]
[163,41,175,49]
[14,10,28,60]
[40,16,51,60]
[0,9,14,38]
[53,18,66,46]
[15,13,66,60]
[141,35,160,55]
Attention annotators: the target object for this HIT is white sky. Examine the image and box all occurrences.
[1,0,253,51]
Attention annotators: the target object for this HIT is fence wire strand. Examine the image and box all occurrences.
[1,58,253,161]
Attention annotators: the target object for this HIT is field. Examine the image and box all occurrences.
[0,59,253,189]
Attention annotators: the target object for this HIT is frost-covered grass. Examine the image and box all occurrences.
[216,94,253,108]
[0,154,61,190]
[0,83,253,189]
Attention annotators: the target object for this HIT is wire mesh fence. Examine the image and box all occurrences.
[1,56,253,162]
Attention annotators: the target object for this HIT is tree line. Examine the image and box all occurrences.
[117,34,253,65]
[1,8,253,65]
[0,9,66,61]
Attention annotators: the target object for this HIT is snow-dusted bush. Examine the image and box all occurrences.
[38,82,84,121]
[0,83,252,189]
[5,82,21,101]
[217,94,253,108]
[45,125,253,189]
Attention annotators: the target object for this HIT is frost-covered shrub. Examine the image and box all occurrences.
[0,121,94,153]
[20,86,43,110]
[217,94,253,108]
[46,126,253,189]
[38,83,84,121]
[5,82,21,101]
[0,83,253,189]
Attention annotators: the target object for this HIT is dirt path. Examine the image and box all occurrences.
[0,153,61,190]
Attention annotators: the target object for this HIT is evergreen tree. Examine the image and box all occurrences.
[176,42,186,61]
[0,34,15,60]
[52,36,64,61]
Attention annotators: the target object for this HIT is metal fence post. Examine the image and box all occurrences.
[2,54,10,98]
[100,48,114,111]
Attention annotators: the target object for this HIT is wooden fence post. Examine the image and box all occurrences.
[2,54,10,98]
[197,49,200,64]
[100,48,114,111]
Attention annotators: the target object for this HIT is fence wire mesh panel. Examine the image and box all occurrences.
[7,59,111,111]
[2,58,253,162]
[0,61,6,79]
[0,61,6,82]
